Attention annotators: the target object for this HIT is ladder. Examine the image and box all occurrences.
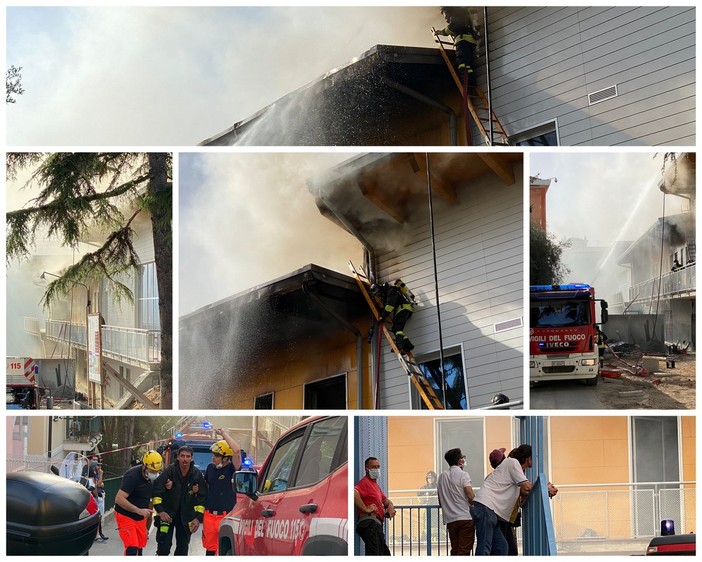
[348,261,445,410]
[433,31,511,146]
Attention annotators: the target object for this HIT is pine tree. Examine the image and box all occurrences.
[6,152,173,408]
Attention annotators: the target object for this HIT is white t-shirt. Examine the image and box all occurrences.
[437,465,473,524]
[473,457,528,522]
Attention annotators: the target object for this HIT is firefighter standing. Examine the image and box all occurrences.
[434,7,479,87]
[202,430,242,556]
[114,451,163,556]
[596,325,608,368]
[152,445,207,556]
[372,279,416,354]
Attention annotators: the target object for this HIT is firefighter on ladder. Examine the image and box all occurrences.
[434,6,479,88]
[371,279,416,354]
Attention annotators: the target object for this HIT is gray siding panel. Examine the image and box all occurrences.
[484,6,696,145]
[376,163,524,409]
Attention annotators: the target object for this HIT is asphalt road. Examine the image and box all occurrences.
[89,510,206,556]
[529,379,605,409]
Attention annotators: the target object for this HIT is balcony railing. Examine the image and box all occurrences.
[629,264,696,303]
[382,481,695,555]
[44,319,161,369]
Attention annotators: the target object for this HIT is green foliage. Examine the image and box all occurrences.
[6,65,24,103]
[530,219,570,285]
[6,152,172,308]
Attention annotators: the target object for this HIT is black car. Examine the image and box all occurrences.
[646,534,696,556]
[6,471,100,555]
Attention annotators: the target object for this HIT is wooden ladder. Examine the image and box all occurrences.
[433,31,511,146]
[348,261,445,410]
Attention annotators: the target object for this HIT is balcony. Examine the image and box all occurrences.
[629,264,696,304]
[43,319,161,370]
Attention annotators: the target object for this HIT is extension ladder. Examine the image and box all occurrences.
[348,261,444,410]
[433,31,511,146]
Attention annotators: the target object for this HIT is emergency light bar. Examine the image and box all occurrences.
[530,283,591,291]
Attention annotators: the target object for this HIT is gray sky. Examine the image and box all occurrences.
[530,152,689,246]
[179,152,363,316]
[6,6,440,145]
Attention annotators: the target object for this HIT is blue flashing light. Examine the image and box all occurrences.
[202,421,212,430]
[531,283,591,292]
[242,457,253,467]
[175,432,183,438]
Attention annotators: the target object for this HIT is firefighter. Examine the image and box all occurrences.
[371,279,416,354]
[152,445,207,556]
[435,7,479,87]
[595,325,608,368]
[202,430,242,556]
[114,450,163,556]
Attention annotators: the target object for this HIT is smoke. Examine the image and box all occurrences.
[179,153,364,316]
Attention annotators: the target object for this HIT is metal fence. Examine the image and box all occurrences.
[630,264,696,302]
[385,482,696,554]
[45,320,161,368]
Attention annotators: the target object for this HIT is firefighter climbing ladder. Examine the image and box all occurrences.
[433,31,510,146]
[348,261,444,410]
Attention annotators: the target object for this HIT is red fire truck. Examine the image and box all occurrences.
[529,284,609,386]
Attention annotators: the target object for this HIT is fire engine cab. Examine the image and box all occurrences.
[530,284,609,385]
[218,416,348,556]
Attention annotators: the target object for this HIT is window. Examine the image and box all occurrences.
[511,120,559,146]
[295,417,347,488]
[304,374,347,409]
[260,430,304,494]
[435,418,486,487]
[255,393,274,409]
[138,262,160,330]
[415,348,467,410]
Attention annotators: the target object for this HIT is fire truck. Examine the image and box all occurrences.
[529,284,609,386]
[6,357,51,409]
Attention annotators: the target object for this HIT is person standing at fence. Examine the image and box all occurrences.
[354,456,396,555]
[437,448,475,555]
[471,444,533,555]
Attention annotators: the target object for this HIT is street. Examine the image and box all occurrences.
[89,511,206,556]
[530,380,605,409]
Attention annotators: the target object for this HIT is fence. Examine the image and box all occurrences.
[385,481,696,554]
[629,264,696,302]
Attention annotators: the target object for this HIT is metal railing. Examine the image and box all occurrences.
[43,320,161,368]
[629,264,696,302]
[385,481,696,554]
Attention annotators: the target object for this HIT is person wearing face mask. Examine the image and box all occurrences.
[114,450,163,556]
[201,429,241,556]
[437,448,475,555]
[354,457,396,555]
[85,453,109,543]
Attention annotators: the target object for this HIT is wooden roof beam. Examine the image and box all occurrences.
[477,153,515,185]
[358,178,408,224]
[410,154,458,205]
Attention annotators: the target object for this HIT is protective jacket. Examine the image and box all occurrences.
[153,461,207,525]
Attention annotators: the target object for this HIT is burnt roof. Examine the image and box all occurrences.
[200,45,456,146]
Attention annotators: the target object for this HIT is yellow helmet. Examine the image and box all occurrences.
[211,440,233,457]
[143,450,163,471]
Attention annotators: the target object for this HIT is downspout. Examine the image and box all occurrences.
[483,7,495,145]
[302,280,364,409]
[381,77,458,146]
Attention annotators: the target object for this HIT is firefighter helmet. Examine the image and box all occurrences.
[211,440,234,457]
[492,393,509,405]
[143,450,163,472]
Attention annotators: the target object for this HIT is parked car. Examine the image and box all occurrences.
[6,471,100,555]
[645,533,696,555]
[218,416,348,556]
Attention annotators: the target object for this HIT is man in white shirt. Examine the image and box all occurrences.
[470,444,534,555]
[436,448,475,555]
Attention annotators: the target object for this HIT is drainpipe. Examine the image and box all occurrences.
[302,280,365,409]
[381,77,458,146]
[483,7,495,145]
